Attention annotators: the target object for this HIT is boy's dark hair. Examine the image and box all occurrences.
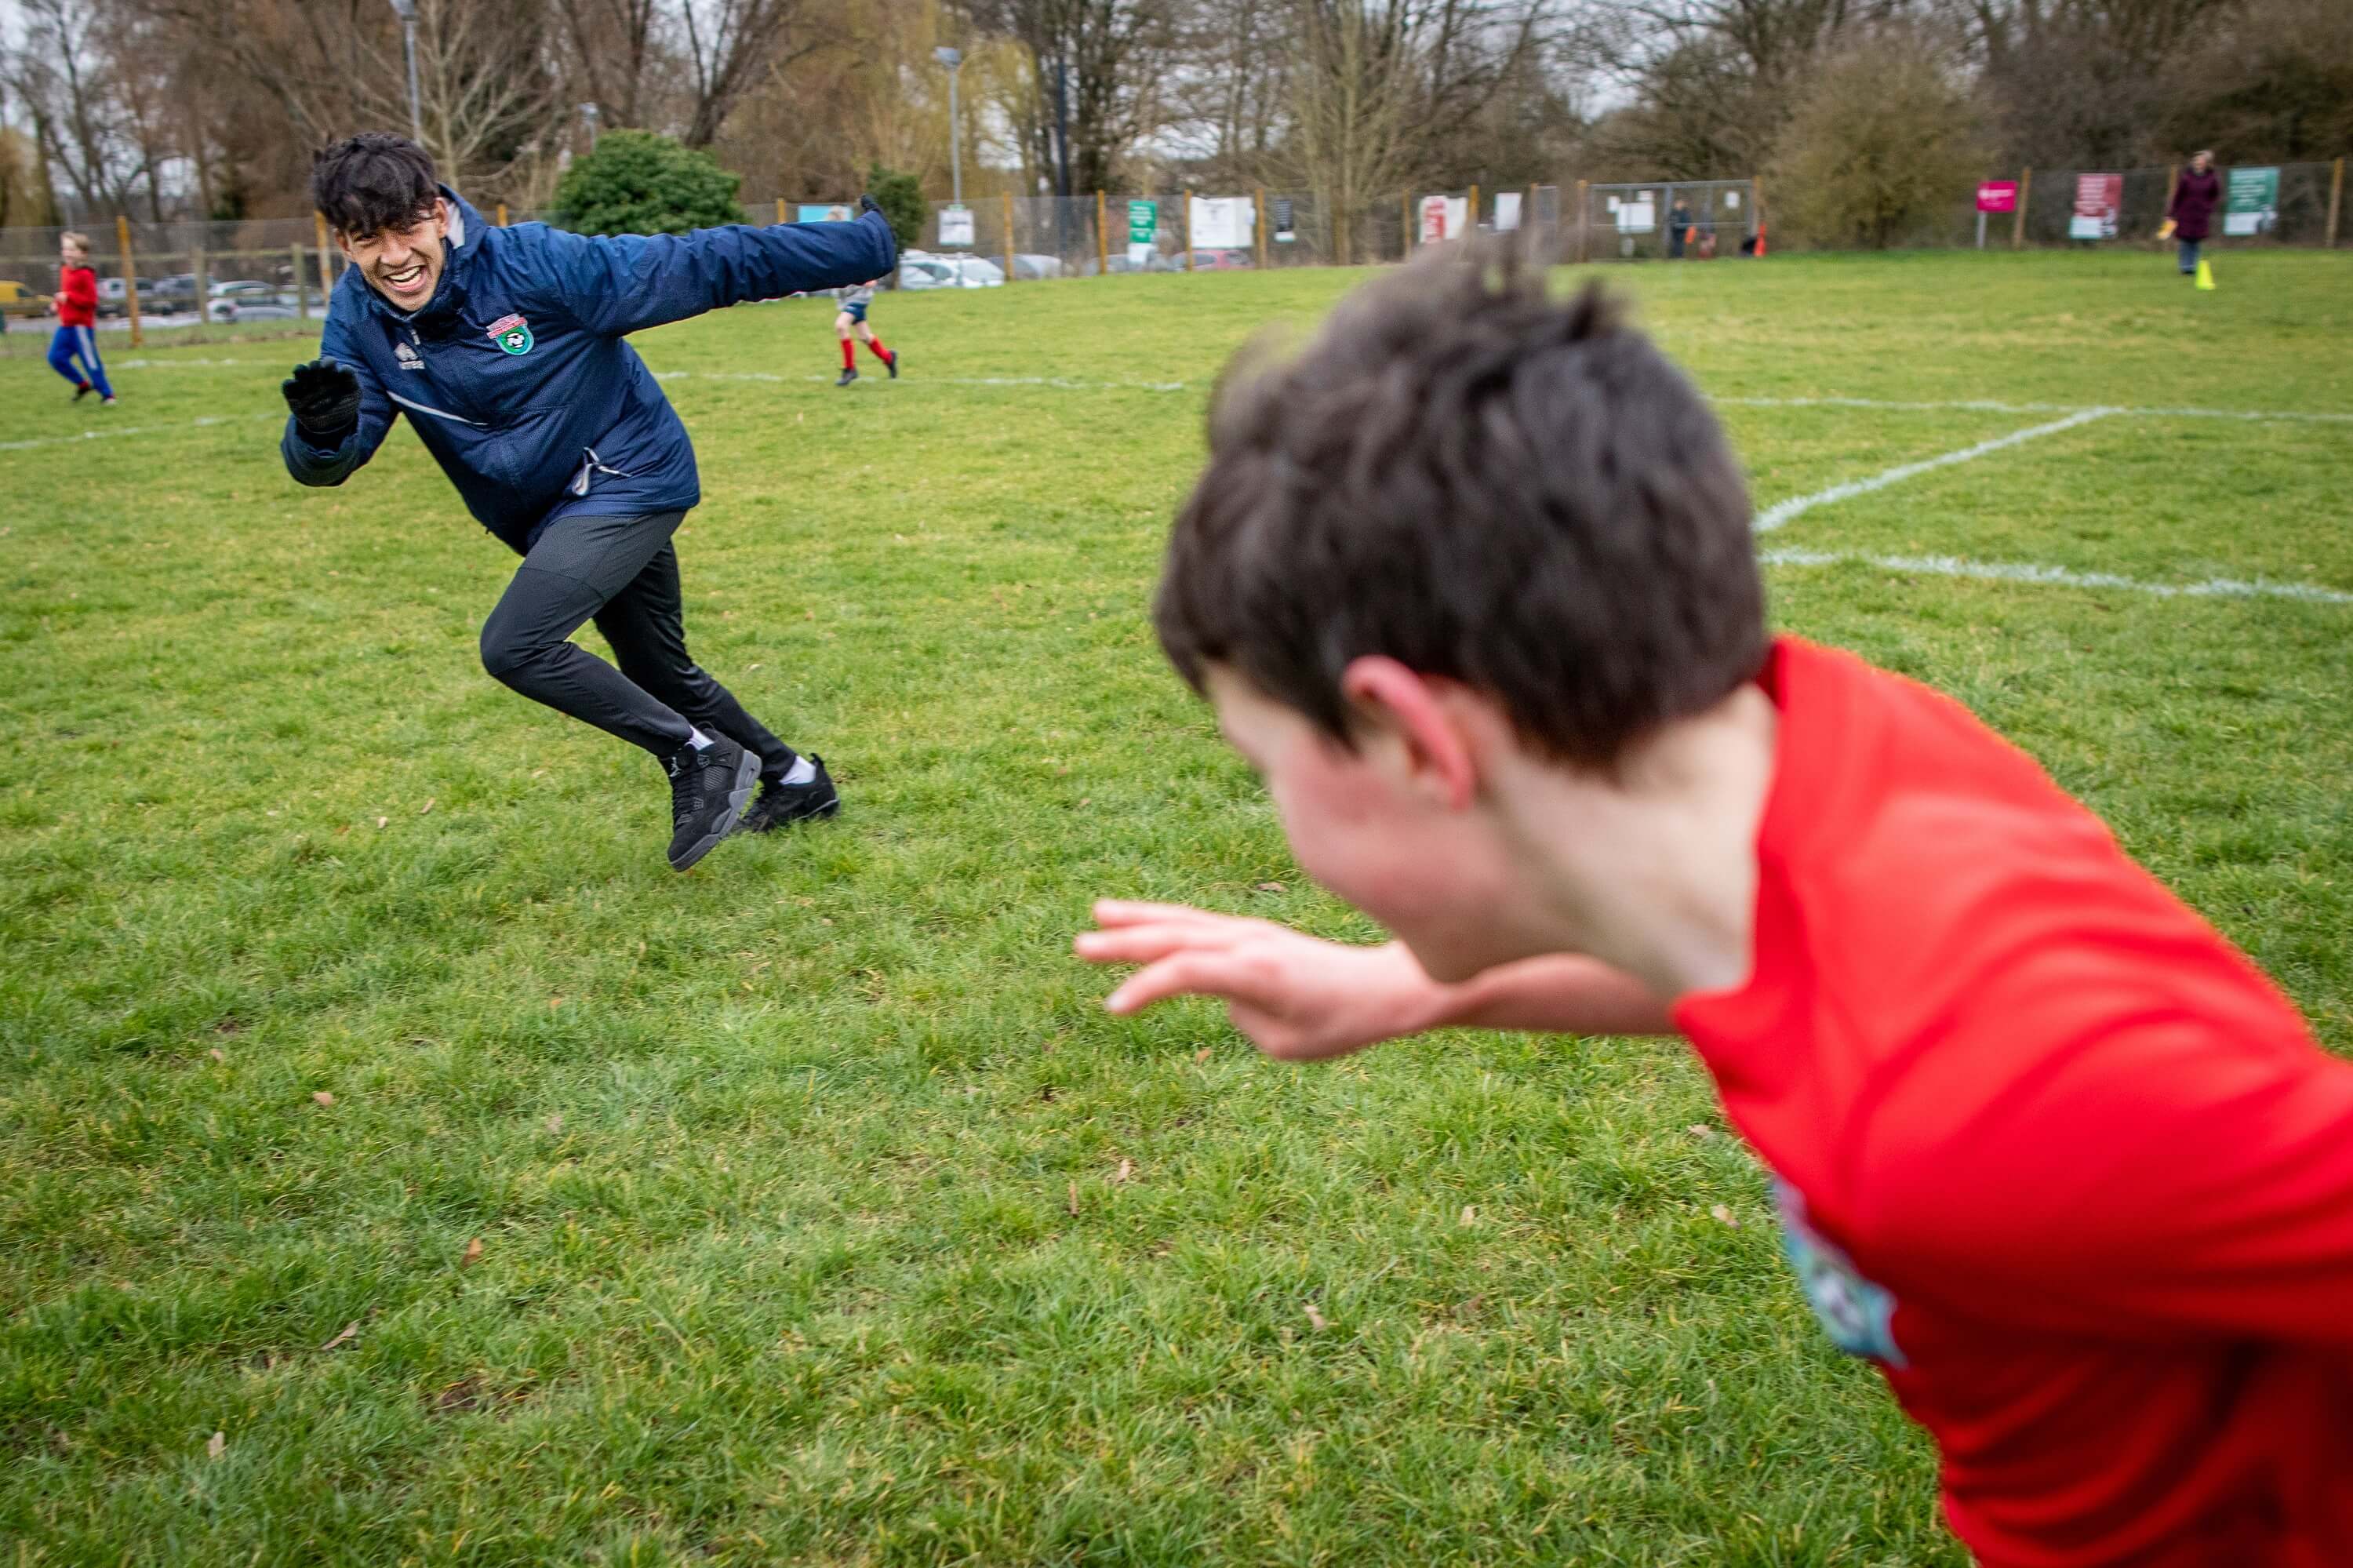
[1155,244,1765,769]
[311,133,439,237]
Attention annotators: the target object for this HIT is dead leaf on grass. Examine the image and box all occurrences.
[1710,1204,1739,1228]
[1067,1181,1080,1217]
[1194,1046,1213,1064]
[419,799,435,815]
[311,1090,335,1108]
[1688,1123,1716,1140]
[1113,1159,1134,1184]
[461,1238,483,1268]
[544,1113,563,1135]
[1460,1205,1477,1227]
[209,1048,226,1065]
[1255,882,1286,893]
[1303,1303,1329,1332]
[206,1430,226,1461]
[375,816,388,828]
[320,1321,359,1351]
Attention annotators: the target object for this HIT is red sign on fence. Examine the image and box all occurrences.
[2071,173,2122,240]
[1976,181,2019,214]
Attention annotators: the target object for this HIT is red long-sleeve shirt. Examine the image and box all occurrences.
[56,262,98,327]
[1675,638,2353,1567]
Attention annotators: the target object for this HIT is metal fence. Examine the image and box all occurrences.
[1,161,2340,351]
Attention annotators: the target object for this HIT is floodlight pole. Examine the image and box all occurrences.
[387,0,424,149]
[935,46,964,206]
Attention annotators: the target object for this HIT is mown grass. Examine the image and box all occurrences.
[3,249,2350,1566]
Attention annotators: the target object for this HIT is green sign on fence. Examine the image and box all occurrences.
[1128,201,1158,246]
[2224,167,2278,238]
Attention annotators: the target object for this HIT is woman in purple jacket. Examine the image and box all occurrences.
[2166,151,2220,278]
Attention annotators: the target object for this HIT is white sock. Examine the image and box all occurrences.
[782,755,816,784]
[686,727,715,751]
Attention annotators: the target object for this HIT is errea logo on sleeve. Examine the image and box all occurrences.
[486,314,535,355]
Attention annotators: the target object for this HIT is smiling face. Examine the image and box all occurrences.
[337,198,451,311]
[60,237,87,267]
[2192,151,2213,173]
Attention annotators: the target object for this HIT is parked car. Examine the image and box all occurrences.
[143,274,201,314]
[1185,249,1256,270]
[1074,253,1176,276]
[96,278,130,317]
[208,279,308,322]
[0,279,49,318]
[1009,253,1065,280]
[896,253,1005,290]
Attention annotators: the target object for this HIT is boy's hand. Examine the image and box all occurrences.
[1075,900,1449,1060]
[282,358,362,442]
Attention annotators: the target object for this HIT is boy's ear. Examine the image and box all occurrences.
[1339,656,1478,809]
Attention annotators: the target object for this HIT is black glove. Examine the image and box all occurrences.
[860,194,885,221]
[282,358,362,442]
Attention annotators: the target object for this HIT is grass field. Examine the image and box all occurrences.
[5,249,2351,1566]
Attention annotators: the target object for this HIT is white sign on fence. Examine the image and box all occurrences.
[1419,195,1468,243]
[937,205,973,248]
[1189,195,1254,251]
[1495,191,1522,232]
[1615,195,1657,234]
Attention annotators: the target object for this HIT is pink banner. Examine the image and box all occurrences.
[1976,181,2018,214]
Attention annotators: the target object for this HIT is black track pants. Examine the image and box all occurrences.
[477,509,796,776]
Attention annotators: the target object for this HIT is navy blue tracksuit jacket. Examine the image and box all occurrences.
[282,189,896,551]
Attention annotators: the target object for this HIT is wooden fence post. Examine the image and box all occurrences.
[1096,189,1109,275]
[2013,169,2031,248]
[496,202,509,226]
[777,198,787,224]
[1002,190,1016,278]
[1402,191,1413,256]
[1183,188,1195,269]
[2329,158,2344,249]
[315,211,334,282]
[1468,183,1479,236]
[191,242,209,340]
[117,215,142,349]
[1255,186,1268,267]
[1574,180,1588,264]
[292,242,308,323]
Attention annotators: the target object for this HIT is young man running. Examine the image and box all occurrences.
[833,278,896,387]
[282,133,895,869]
[1078,250,2353,1566]
[48,231,115,406]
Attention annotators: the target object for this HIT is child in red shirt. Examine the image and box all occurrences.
[48,230,116,406]
[1078,249,2353,1565]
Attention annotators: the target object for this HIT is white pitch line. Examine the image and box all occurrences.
[1762,547,2353,606]
[652,368,1192,392]
[52,358,2353,424]
[0,411,280,455]
[1752,408,2116,534]
[1715,394,2353,425]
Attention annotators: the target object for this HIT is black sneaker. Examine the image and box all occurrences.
[884,351,899,380]
[743,755,840,833]
[73,384,91,402]
[664,734,761,871]
[836,367,858,387]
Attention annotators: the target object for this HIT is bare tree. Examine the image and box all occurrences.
[551,0,669,129]
[1285,0,1549,254]
[678,0,823,145]
[963,0,1185,193]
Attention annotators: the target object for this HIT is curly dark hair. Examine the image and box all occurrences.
[1153,241,1766,769]
[311,132,439,238]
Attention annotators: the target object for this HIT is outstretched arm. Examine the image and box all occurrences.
[280,317,396,488]
[536,206,898,338]
[1075,900,1675,1060]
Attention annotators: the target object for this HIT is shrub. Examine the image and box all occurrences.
[865,163,927,253]
[1766,33,1988,249]
[553,130,746,235]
